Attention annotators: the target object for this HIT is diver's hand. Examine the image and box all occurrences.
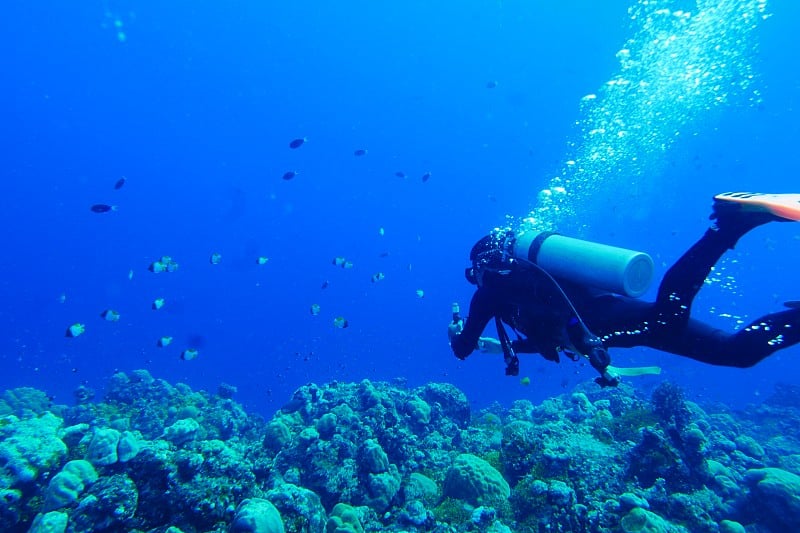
[595,371,620,388]
[477,337,503,354]
[448,319,464,343]
[588,346,611,373]
[587,345,618,387]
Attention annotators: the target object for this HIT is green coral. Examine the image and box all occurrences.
[443,453,510,506]
[326,503,364,533]
[620,507,672,533]
[432,497,472,526]
[605,407,659,443]
[0,412,67,484]
[43,460,98,511]
[482,450,503,473]
[0,388,53,419]
[404,472,439,507]
[231,498,286,533]
[28,510,68,533]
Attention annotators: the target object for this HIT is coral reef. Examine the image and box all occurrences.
[0,370,798,532]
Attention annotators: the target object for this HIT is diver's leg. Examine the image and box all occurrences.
[654,202,783,328]
[651,309,800,367]
[722,308,800,367]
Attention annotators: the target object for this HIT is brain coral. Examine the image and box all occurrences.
[443,453,510,506]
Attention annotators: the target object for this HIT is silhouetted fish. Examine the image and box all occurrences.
[421,172,431,183]
[114,177,126,190]
[90,204,117,213]
[353,149,368,157]
[282,170,298,180]
[289,137,306,149]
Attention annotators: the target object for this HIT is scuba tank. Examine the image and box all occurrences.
[512,231,654,298]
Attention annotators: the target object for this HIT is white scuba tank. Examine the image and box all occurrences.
[512,231,654,298]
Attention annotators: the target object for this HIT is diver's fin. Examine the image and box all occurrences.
[607,365,662,377]
[714,192,800,222]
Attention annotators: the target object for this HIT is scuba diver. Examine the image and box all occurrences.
[448,192,800,387]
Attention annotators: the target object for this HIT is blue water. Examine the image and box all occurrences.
[2,0,798,416]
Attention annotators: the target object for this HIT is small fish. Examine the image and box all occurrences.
[333,316,349,329]
[209,252,222,265]
[90,204,118,213]
[66,323,86,338]
[152,298,165,310]
[421,172,431,183]
[149,256,178,273]
[100,309,120,322]
[378,227,385,236]
[114,177,127,190]
[353,149,368,157]
[486,80,498,89]
[343,260,354,269]
[289,137,307,149]
[58,293,67,304]
[415,289,425,299]
[256,256,269,265]
[321,280,329,289]
[332,256,347,267]
[520,376,531,386]
[181,348,199,361]
[309,303,321,316]
[394,171,406,178]
[371,272,385,283]
[128,269,134,280]
[157,336,173,347]
[282,170,298,180]
[378,251,390,258]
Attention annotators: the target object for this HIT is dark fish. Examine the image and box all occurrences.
[187,334,207,348]
[90,204,117,213]
[321,280,329,289]
[282,170,298,180]
[289,137,306,149]
[394,171,406,178]
[114,177,126,190]
[486,80,498,89]
[785,301,800,309]
[353,149,368,157]
[421,172,431,183]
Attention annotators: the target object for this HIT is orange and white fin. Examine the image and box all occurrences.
[714,192,800,222]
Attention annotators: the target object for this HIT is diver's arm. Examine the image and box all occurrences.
[450,288,496,360]
[565,318,620,387]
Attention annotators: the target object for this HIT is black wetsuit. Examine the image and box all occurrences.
[451,219,800,369]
